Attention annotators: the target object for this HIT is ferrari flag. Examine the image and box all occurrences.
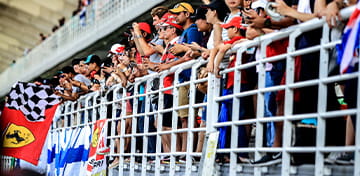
[0,82,60,165]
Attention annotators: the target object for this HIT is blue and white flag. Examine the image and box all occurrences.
[47,126,91,176]
[337,1,360,73]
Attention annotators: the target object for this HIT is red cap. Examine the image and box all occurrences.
[138,22,152,34]
[159,13,183,30]
[221,16,246,29]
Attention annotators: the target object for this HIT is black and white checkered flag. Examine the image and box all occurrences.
[5,82,60,122]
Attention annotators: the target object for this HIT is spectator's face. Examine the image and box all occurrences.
[79,61,89,75]
[73,64,80,74]
[175,12,188,26]
[243,0,252,8]
[226,26,237,39]
[225,0,241,9]
[58,74,67,86]
[195,19,211,32]
[119,55,130,66]
[111,55,119,65]
[87,62,95,72]
[205,8,217,23]
[152,15,161,29]
[157,27,166,39]
[164,26,175,40]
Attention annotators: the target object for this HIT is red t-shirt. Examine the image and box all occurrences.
[224,36,247,89]
[161,37,179,94]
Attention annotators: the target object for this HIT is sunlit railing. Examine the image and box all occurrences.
[3,4,358,176]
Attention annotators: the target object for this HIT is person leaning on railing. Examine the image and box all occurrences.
[54,66,78,101]
[152,13,184,160]
[318,0,359,165]
[248,0,356,166]
[166,2,205,161]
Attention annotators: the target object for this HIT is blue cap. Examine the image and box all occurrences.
[84,54,101,65]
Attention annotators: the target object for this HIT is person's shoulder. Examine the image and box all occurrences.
[73,74,83,80]
[188,24,200,31]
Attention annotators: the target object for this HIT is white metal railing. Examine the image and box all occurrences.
[7,4,358,176]
[0,0,165,97]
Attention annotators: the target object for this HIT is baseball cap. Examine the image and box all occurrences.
[159,14,183,30]
[169,2,194,14]
[109,44,125,56]
[201,0,229,21]
[84,54,101,66]
[221,16,246,29]
[202,0,228,11]
[138,22,152,34]
[192,7,207,20]
[251,0,267,9]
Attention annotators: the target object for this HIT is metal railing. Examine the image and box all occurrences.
[0,0,165,97]
[36,4,360,176]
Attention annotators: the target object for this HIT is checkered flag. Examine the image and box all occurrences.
[5,82,60,122]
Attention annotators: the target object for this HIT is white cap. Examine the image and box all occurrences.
[109,44,125,55]
[251,0,267,9]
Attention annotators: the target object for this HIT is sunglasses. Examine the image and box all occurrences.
[174,3,190,13]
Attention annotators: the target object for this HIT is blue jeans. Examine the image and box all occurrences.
[221,85,253,158]
[264,61,285,147]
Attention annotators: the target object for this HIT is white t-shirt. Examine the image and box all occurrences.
[72,74,91,93]
[207,30,215,50]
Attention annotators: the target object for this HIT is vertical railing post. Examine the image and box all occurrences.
[354,56,360,176]
[315,20,330,176]
[141,79,152,176]
[253,38,272,176]
[281,29,301,176]
[130,83,139,176]
[155,73,166,176]
[170,69,181,176]
[229,47,247,176]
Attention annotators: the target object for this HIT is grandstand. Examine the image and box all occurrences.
[0,0,359,176]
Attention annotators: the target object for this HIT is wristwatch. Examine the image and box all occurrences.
[264,18,272,28]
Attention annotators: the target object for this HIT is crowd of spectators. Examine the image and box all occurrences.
[33,0,358,168]
[38,0,93,43]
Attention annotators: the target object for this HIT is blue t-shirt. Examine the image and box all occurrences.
[178,23,203,83]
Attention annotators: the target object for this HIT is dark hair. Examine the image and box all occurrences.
[151,6,168,18]
[101,58,113,67]
[175,27,183,36]
[61,66,75,74]
[34,77,43,83]
[86,55,101,66]
[72,58,82,66]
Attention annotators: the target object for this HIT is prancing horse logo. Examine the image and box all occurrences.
[3,124,35,148]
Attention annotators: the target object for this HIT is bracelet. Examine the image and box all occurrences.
[135,35,142,39]
[120,68,128,72]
